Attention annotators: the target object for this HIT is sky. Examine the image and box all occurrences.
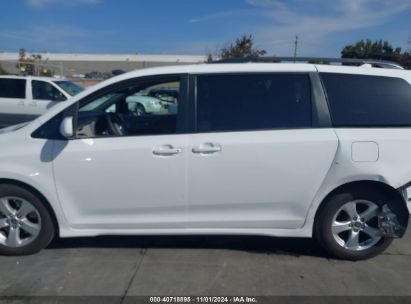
[0,0,410,57]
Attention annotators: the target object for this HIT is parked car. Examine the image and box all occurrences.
[147,88,179,114]
[126,93,164,116]
[0,63,410,259]
[71,73,86,79]
[111,69,126,76]
[148,88,179,103]
[85,71,105,80]
[0,75,84,128]
[125,87,179,116]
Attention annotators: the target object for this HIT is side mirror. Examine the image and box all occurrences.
[59,116,74,138]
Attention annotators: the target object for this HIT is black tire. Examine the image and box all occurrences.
[315,189,392,261]
[0,184,55,256]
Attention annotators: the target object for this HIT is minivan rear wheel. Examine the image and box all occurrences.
[0,184,54,256]
[316,190,393,260]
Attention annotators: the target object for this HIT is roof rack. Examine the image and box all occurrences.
[212,57,404,70]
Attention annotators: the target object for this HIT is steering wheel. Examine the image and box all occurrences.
[105,113,128,136]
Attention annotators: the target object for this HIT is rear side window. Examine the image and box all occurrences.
[196,73,312,132]
[321,73,411,126]
[0,79,26,99]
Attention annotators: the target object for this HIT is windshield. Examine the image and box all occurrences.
[54,81,84,96]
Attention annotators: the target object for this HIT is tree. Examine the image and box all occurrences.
[402,38,411,69]
[341,39,402,62]
[207,34,266,61]
[206,53,214,63]
[0,63,7,75]
[398,52,411,69]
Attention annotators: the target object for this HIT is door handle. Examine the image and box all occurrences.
[192,143,222,154]
[17,100,24,106]
[152,145,182,156]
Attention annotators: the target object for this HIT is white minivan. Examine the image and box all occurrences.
[0,75,84,128]
[0,63,409,260]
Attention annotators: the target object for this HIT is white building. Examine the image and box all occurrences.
[0,52,206,76]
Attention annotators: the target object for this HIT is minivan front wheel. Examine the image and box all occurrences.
[316,191,393,260]
[0,185,54,255]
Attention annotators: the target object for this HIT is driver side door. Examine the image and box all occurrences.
[51,75,189,230]
[30,80,67,115]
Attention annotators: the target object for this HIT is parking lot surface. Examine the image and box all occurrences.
[0,220,410,298]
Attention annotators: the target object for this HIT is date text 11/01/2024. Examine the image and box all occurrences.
[149,296,258,303]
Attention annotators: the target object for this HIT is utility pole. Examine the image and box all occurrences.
[293,35,298,62]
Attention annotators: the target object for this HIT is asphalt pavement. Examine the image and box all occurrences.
[0,221,410,300]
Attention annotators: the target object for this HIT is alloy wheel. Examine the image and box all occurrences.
[0,197,42,248]
[331,200,382,251]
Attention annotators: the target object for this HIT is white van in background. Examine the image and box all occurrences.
[0,75,84,128]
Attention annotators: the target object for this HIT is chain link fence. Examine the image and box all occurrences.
[0,60,102,87]
[0,60,71,77]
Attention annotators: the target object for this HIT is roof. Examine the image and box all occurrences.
[0,75,64,81]
[110,62,411,83]
[115,63,317,78]
[214,56,405,70]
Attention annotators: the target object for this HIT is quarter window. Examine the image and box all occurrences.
[196,74,312,132]
[0,79,26,99]
[321,73,411,126]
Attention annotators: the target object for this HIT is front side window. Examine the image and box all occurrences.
[32,80,66,101]
[196,73,312,132]
[321,73,411,126]
[76,78,181,138]
[0,79,26,99]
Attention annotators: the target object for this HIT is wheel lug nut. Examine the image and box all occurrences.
[353,216,357,221]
